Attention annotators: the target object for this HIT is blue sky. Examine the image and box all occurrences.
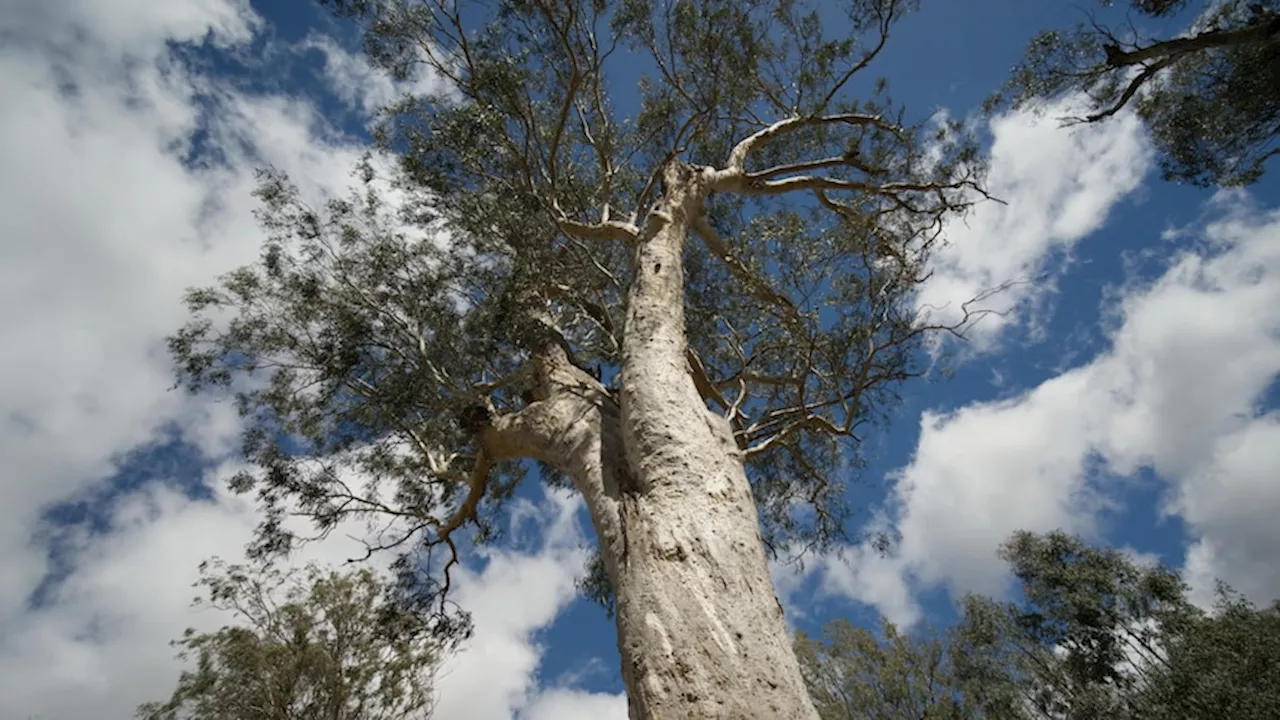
[2,1,1278,718]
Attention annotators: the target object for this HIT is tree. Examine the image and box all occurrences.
[954,531,1280,720]
[796,532,1280,720]
[138,560,444,720]
[169,1,992,716]
[953,531,1194,719]
[795,617,971,719]
[1137,588,1280,719]
[995,0,1280,186]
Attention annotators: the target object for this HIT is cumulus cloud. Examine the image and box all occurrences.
[0,1,619,717]
[829,194,1280,624]
[919,98,1152,350]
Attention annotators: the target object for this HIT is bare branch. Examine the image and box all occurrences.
[715,113,902,183]
[1103,15,1280,68]
[813,3,897,112]
[746,174,986,200]
[557,216,640,244]
[744,414,845,458]
[751,154,871,182]
[686,347,729,410]
[1077,54,1180,123]
[434,444,493,538]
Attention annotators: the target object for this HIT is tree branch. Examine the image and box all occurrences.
[813,3,897,112]
[744,174,985,200]
[1078,54,1180,123]
[556,216,640,244]
[715,113,901,182]
[690,214,804,324]
[750,153,872,182]
[1102,15,1280,68]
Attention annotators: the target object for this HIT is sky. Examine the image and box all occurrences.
[1,0,1278,718]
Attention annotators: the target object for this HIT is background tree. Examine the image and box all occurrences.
[170,0,992,716]
[954,531,1280,720]
[795,616,971,719]
[137,560,443,720]
[797,531,1280,719]
[1136,587,1280,719]
[994,0,1279,186]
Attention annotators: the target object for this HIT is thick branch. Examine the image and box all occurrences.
[1103,15,1280,67]
[715,113,901,182]
[557,216,640,244]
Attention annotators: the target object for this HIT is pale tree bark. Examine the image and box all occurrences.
[478,159,819,720]
[613,161,817,720]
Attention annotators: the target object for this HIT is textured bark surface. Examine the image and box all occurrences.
[610,162,818,720]
[490,162,818,719]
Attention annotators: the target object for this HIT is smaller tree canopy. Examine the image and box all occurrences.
[797,530,1280,719]
[958,531,1280,720]
[795,616,971,719]
[1133,586,1280,720]
[137,560,445,720]
[994,0,1280,186]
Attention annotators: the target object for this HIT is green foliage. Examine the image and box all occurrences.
[1132,588,1280,719]
[799,531,1280,719]
[996,0,1280,186]
[953,532,1196,719]
[795,617,972,719]
[957,531,1280,719]
[137,560,443,720]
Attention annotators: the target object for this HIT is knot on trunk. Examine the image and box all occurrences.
[457,404,492,435]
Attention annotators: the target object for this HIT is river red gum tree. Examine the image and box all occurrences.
[171,1,991,717]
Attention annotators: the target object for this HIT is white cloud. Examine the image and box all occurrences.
[0,1,619,717]
[519,688,630,720]
[303,33,452,119]
[919,98,1152,350]
[0,482,260,719]
[828,194,1280,623]
[1,0,268,636]
[433,491,626,720]
[1,467,621,719]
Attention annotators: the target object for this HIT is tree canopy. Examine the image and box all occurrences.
[995,0,1279,186]
[137,560,444,720]
[171,0,988,628]
[795,617,971,719]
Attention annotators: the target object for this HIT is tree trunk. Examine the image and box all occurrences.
[608,160,819,720]
[494,160,818,719]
